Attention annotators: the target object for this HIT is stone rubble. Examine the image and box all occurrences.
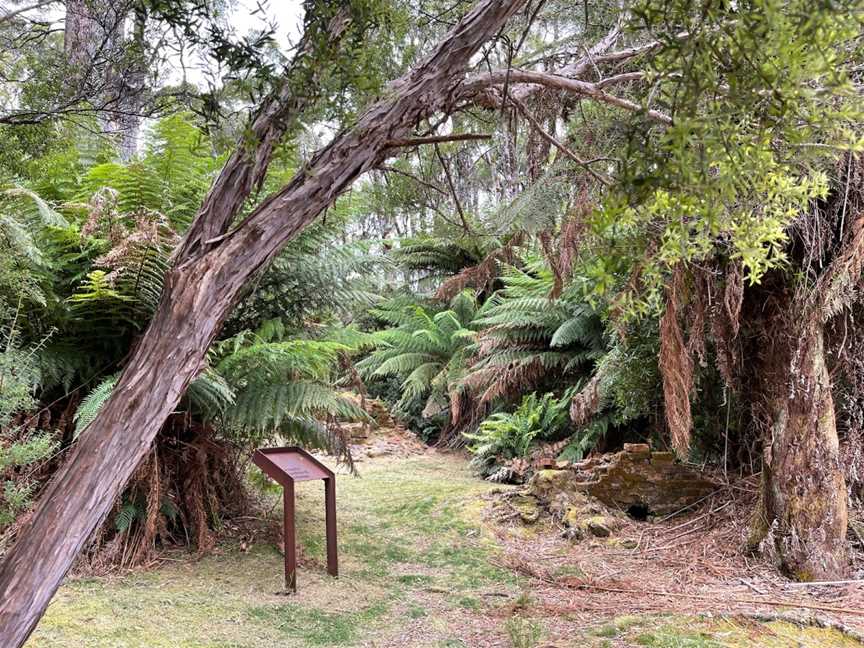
[494,444,718,542]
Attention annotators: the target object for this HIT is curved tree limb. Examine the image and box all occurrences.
[462,67,672,124]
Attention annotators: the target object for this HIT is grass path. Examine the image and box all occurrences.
[29,452,864,647]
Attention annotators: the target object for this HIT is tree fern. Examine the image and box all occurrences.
[465,255,606,404]
[0,185,69,307]
[358,291,478,427]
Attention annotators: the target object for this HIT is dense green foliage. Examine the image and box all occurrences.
[0,114,373,544]
[465,389,576,477]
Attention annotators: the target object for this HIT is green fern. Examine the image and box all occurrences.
[465,256,606,404]
[357,291,478,423]
[114,501,142,533]
[74,374,119,436]
[465,388,576,476]
[213,331,371,455]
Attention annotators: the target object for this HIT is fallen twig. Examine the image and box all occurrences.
[561,580,864,616]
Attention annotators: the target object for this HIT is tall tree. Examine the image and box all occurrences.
[0,0,529,643]
[64,0,148,159]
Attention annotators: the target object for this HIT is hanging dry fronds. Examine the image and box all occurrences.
[435,231,526,301]
[130,452,160,566]
[710,260,744,389]
[569,371,602,426]
[539,189,591,298]
[468,357,548,405]
[659,266,694,457]
[558,204,588,282]
[686,267,710,366]
[811,214,864,323]
[724,260,744,338]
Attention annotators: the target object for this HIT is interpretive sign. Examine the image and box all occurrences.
[252,446,338,592]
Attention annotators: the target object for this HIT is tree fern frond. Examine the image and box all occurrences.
[74,374,119,437]
[186,369,236,419]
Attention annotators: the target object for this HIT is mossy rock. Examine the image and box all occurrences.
[562,508,623,540]
[510,494,541,524]
[528,469,584,503]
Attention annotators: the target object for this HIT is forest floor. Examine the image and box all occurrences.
[30,427,864,648]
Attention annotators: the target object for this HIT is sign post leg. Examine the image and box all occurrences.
[284,481,297,593]
[324,477,338,577]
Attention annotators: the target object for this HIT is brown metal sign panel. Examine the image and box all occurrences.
[253,446,333,486]
[252,446,338,593]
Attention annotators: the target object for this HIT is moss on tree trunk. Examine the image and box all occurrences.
[747,280,848,580]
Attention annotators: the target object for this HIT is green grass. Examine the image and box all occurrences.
[248,600,390,645]
[31,454,520,648]
[28,454,864,648]
[592,615,864,648]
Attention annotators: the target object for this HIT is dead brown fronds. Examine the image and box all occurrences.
[810,214,864,323]
[569,372,602,426]
[539,190,592,298]
[435,231,526,302]
[712,260,744,389]
[74,419,248,574]
[659,266,695,457]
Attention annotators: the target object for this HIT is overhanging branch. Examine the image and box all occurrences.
[385,133,492,147]
[463,68,672,125]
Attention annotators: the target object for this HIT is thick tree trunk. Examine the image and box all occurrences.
[762,318,848,579]
[64,0,142,159]
[746,279,848,580]
[0,1,527,644]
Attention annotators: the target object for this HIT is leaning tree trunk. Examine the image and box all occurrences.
[746,277,848,580]
[0,1,527,644]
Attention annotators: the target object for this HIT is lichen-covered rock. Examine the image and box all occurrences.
[561,496,625,541]
[527,469,584,503]
[509,493,541,524]
[606,537,638,549]
[585,516,614,537]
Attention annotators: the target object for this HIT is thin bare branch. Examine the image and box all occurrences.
[509,94,610,186]
[434,142,472,234]
[386,133,492,147]
[0,0,57,24]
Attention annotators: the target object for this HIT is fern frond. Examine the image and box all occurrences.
[74,374,119,436]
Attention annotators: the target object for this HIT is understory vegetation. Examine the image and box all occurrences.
[2,0,864,641]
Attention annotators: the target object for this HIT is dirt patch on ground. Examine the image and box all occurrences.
[486,470,864,642]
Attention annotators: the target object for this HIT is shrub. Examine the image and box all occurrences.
[465,389,574,476]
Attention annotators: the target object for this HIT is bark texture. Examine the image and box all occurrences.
[0,1,527,644]
[64,0,144,160]
[746,276,848,580]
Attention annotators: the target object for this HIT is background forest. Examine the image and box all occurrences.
[1,0,864,640]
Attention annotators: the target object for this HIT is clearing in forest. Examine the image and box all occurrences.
[31,451,864,648]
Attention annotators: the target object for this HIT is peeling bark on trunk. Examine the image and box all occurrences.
[763,320,849,579]
[0,1,527,644]
[746,278,848,580]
